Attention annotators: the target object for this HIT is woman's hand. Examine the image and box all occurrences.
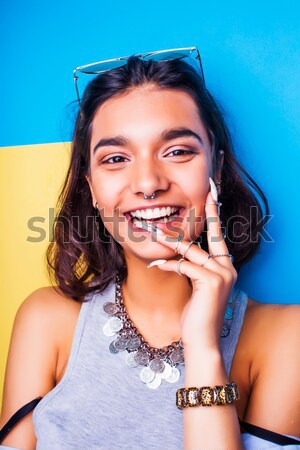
[149,190,237,350]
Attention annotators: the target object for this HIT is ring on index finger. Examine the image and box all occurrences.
[181,241,194,258]
[174,235,183,254]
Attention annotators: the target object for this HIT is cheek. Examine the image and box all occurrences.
[182,164,210,203]
[91,174,122,209]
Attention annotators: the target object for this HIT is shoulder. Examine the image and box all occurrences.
[0,287,82,448]
[242,298,299,358]
[10,286,82,359]
[240,297,300,437]
[18,285,82,316]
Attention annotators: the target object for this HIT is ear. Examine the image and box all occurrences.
[85,175,97,207]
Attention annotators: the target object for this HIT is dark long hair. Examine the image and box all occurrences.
[47,56,269,300]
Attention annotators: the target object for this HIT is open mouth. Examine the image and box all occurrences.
[126,206,183,231]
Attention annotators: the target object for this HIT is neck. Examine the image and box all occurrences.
[121,253,192,347]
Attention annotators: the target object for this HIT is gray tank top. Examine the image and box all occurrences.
[32,283,248,450]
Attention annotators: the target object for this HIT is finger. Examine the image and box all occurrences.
[149,257,237,289]
[149,257,213,281]
[149,229,224,274]
[205,192,232,267]
[151,229,213,266]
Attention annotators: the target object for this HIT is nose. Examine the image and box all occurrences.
[130,156,170,198]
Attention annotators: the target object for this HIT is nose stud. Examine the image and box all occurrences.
[144,192,156,200]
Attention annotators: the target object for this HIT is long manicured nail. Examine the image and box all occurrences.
[139,221,164,235]
[209,177,218,202]
[147,259,167,268]
[150,224,164,235]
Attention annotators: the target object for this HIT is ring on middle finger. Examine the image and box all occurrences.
[181,241,194,258]
[177,258,185,276]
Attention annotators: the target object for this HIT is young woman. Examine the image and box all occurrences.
[0,47,299,450]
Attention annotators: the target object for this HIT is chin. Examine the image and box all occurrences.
[124,241,176,263]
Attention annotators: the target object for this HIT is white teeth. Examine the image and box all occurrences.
[153,207,160,218]
[146,209,153,220]
[129,206,178,220]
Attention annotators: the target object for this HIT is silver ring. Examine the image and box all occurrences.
[204,201,222,206]
[174,235,183,253]
[209,253,234,263]
[205,201,222,215]
[201,255,211,267]
[177,258,185,276]
[182,241,194,258]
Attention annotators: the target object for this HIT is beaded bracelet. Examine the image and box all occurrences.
[176,381,239,409]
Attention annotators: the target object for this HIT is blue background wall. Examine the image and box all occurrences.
[1,0,300,303]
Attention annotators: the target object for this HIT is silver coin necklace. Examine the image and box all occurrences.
[102,278,184,389]
[102,277,234,390]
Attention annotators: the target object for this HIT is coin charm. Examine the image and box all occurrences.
[103,322,116,337]
[166,367,180,383]
[109,341,119,354]
[147,374,162,389]
[126,351,139,368]
[221,324,230,338]
[149,358,165,374]
[169,349,184,364]
[140,367,155,383]
[114,337,128,351]
[103,302,119,315]
[134,350,150,366]
[225,306,233,320]
[107,317,123,333]
[160,362,173,379]
[126,336,141,351]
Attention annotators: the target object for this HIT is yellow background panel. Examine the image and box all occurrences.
[0,142,70,408]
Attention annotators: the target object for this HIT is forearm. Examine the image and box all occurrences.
[183,346,244,450]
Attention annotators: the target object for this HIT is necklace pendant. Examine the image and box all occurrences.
[109,341,119,354]
[169,348,184,364]
[149,358,165,374]
[160,362,173,379]
[140,366,155,383]
[126,351,139,368]
[166,366,180,383]
[147,374,162,389]
[134,350,150,366]
[103,302,119,315]
[107,317,123,333]
[103,322,116,337]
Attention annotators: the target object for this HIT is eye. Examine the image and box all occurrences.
[101,155,129,164]
[165,148,197,158]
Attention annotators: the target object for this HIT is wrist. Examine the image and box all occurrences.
[183,343,222,359]
[184,348,227,386]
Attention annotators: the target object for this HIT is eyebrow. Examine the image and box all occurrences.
[93,127,204,154]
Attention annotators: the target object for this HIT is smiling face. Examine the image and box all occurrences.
[87,84,215,262]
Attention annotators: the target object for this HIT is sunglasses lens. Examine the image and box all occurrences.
[144,49,193,62]
[79,59,128,74]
